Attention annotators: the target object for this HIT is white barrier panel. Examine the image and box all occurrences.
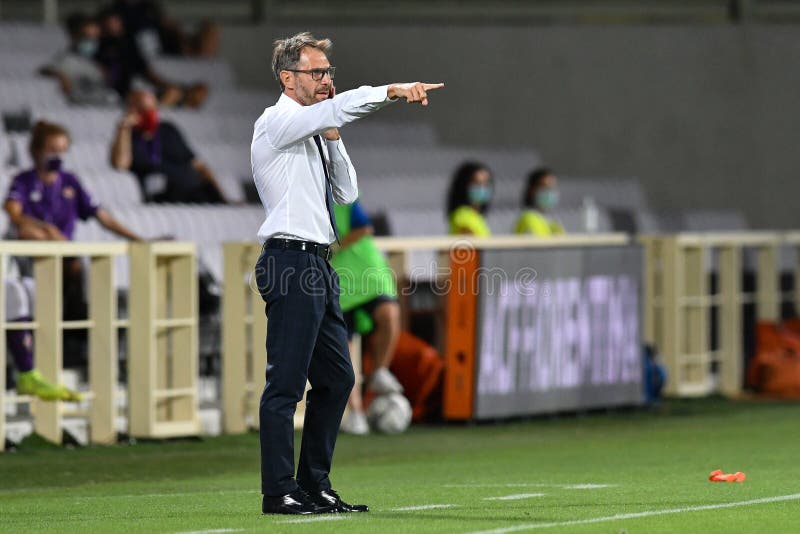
[1,241,199,451]
[0,242,126,451]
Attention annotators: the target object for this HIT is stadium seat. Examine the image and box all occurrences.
[486,208,519,235]
[682,210,749,231]
[0,78,67,112]
[150,57,236,87]
[0,23,66,54]
[78,170,144,208]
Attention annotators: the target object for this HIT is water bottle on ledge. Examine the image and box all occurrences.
[582,196,599,233]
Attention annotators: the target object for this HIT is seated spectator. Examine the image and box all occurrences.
[3,121,144,401]
[331,200,404,435]
[110,89,230,203]
[515,167,565,236]
[446,162,493,236]
[39,12,119,106]
[95,9,207,108]
[111,0,220,58]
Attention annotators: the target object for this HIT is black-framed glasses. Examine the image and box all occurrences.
[285,67,336,81]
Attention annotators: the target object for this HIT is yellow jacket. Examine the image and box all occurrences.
[449,206,491,237]
[515,209,565,237]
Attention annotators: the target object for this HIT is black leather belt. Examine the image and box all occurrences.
[263,238,332,260]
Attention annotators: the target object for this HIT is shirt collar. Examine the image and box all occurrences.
[277,92,303,108]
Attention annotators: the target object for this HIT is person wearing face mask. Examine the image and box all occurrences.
[446,162,493,237]
[39,12,119,106]
[110,89,229,203]
[3,121,144,402]
[515,167,565,237]
[94,9,207,108]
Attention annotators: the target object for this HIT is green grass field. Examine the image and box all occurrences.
[2,398,799,533]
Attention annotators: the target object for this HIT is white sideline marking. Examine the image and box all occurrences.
[466,493,800,534]
[277,515,350,524]
[17,489,255,500]
[483,493,545,501]
[444,484,615,489]
[392,504,456,511]
[173,529,243,534]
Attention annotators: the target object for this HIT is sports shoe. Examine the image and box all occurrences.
[262,489,332,515]
[369,367,403,394]
[307,488,369,513]
[16,370,82,402]
[340,410,370,435]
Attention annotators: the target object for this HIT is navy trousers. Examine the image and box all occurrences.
[256,246,355,497]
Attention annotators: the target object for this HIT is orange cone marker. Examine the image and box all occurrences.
[709,469,746,482]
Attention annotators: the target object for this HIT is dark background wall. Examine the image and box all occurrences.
[220,24,800,229]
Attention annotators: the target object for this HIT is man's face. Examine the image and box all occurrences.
[101,14,124,37]
[284,48,332,106]
[130,90,159,114]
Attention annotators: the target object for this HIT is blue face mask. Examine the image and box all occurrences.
[468,184,492,206]
[536,188,559,210]
[76,38,98,58]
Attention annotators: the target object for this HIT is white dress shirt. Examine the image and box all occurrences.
[251,85,394,244]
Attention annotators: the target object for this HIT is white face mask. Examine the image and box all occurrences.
[76,38,98,57]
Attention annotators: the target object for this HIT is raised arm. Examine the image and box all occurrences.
[264,85,391,150]
[263,82,444,150]
[110,111,139,170]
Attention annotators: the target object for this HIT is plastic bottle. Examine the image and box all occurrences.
[582,196,599,233]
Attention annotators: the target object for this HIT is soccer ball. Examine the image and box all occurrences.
[367,393,412,434]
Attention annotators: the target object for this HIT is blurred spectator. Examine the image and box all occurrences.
[515,167,565,236]
[446,161,493,236]
[111,0,220,58]
[39,12,119,106]
[110,89,230,203]
[3,121,143,401]
[95,9,207,107]
[331,200,403,435]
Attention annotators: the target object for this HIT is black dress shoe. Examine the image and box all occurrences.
[262,489,333,515]
[308,488,369,513]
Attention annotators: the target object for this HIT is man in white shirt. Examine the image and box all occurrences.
[252,32,443,516]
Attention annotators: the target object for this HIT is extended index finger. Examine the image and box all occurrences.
[422,83,445,91]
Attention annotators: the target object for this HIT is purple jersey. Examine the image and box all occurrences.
[5,169,99,240]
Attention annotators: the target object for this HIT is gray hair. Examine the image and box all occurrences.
[272,32,332,90]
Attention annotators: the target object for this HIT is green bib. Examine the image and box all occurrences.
[331,203,397,314]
